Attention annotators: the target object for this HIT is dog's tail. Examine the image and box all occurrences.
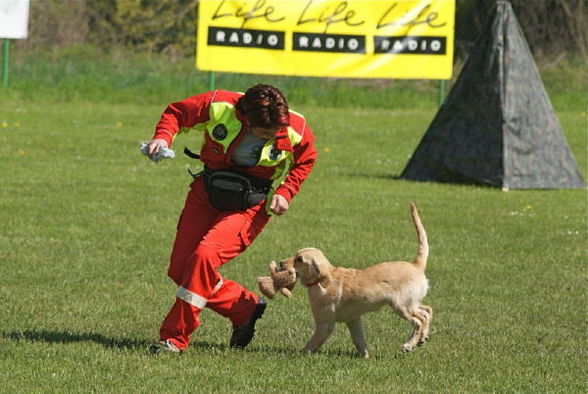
[410,202,428,272]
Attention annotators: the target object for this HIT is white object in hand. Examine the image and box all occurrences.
[140,142,175,162]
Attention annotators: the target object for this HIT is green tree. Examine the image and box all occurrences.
[87,0,196,58]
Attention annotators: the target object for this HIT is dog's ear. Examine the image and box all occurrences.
[310,261,320,277]
[312,261,330,288]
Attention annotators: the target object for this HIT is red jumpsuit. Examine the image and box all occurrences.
[151,90,317,350]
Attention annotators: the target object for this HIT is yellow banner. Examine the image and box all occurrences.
[197,0,455,79]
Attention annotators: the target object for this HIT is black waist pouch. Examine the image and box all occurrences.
[203,168,271,212]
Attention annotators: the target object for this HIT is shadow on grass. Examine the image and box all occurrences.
[191,340,377,359]
[1,330,302,356]
[189,340,303,357]
[2,329,149,350]
[2,330,395,359]
[158,339,366,359]
[344,171,499,189]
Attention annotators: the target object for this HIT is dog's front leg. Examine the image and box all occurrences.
[346,318,369,359]
[303,322,335,354]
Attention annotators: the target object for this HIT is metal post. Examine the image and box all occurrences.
[209,71,215,91]
[438,80,446,107]
[2,39,10,89]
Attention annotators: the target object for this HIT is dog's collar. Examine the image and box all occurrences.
[304,280,320,287]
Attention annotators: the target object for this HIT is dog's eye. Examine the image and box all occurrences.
[295,256,302,264]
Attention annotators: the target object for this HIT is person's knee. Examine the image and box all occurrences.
[178,244,221,288]
[168,248,192,284]
[192,244,220,267]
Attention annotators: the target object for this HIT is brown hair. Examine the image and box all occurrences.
[236,84,290,128]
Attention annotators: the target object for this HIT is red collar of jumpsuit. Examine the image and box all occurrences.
[150,90,317,351]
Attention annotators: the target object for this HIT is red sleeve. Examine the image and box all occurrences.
[274,123,317,202]
[152,91,214,147]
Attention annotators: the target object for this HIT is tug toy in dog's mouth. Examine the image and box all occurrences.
[257,261,297,299]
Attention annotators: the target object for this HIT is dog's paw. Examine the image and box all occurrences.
[402,343,414,352]
[418,309,431,321]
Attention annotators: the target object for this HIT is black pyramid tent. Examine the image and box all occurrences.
[400,1,585,189]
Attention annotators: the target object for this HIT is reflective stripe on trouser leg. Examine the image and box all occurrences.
[175,277,223,310]
[212,278,224,295]
[159,278,224,349]
[176,286,207,309]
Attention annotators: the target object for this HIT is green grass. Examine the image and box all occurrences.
[7,46,587,113]
[5,45,441,110]
[0,53,586,392]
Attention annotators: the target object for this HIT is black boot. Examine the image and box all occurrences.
[229,298,267,348]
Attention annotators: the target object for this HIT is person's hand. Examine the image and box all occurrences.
[146,138,169,159]
[270,194,289,216]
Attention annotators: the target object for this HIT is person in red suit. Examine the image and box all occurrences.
[145,84,317,353]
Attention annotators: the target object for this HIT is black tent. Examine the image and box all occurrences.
[400,1,585,189]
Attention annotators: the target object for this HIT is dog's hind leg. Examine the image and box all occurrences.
[398,308,426,352]
[346,318,369,359]
[303,322,335,354]
[417,305,432,345]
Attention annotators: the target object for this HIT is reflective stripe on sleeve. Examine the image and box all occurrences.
[176,286,207,309]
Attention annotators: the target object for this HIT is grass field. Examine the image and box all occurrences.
[0,54,586,392]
